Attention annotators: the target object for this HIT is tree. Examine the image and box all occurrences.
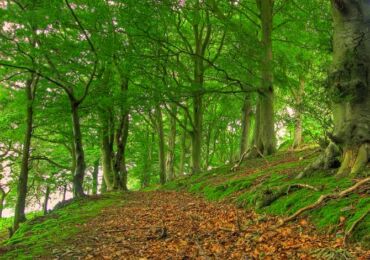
[329,0,370,176]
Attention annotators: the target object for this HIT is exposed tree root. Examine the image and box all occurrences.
[232,149,250,171]
[255,183,321,209]
[343,208,370,246]
[337,143,369,177]
[279,177,370,226]
[231,145,269,172]
[296,142,341,179]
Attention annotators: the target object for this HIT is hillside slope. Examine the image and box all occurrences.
[164,149,370,248]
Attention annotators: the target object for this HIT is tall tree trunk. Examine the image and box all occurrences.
[330,0,370,176]
[204,124,212,169]
[142,131,153,188]
[255,0,276,156]
[179,116,188,175]
[13,75,37,232]
[71,101,86,197]
[292,77,305,149]
[192,93,203,174]
[92,159,99,195]
[240,95,252,158]
[114,113,130,190]
[155,105,166,184]
[166,104,177,181]
[43,186,50,215]
[101,121,113,191]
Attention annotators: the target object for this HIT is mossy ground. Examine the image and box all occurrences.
[0,193,124,259]
[163,149,370,247]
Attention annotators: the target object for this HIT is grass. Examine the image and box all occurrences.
[0,193,124,259]
[163,149,370,247]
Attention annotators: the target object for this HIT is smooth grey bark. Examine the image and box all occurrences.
[13,75,37,232]
[329,0,370,176]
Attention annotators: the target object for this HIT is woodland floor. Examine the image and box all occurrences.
[47,191,369,260]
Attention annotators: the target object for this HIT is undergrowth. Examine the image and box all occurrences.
[163,149,370,247]
[0,193,123,259]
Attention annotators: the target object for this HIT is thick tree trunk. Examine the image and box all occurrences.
[71,102,86,197]
[43,186,50,215]
[166,104,177,181]
[92,159,99,195]
[292,77,305,148]
[240,95,252,158]
[13,76,36,231]
[255,0,276,156]
[330,0,370,176]
[155,105,166,184]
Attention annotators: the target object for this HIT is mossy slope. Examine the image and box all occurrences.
[0,193,123,259]
[164,149,370,247]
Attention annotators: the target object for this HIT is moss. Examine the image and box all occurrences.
[0,193,123,259]
[162,149,369,246]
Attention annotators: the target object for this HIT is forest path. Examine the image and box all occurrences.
[53,191,364,259]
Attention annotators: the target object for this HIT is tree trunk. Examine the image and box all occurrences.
[92,159,99,195]
[166,104,177,181]
[240,95,252,158]
[255,0,276,156]
[204,124,212,170]
[114,113,130,190]
[330,0,370,176]
[62,184,67,202]
[43,186,50,215]
[192,93,203,174]
[101,120,114,191]
[155,105,166,184]
[142,130,153,188]
[13,75,37,232]
[292,77,305,149]
[179,116,188,175]
[0,188,7,218]
[71,101,86,197]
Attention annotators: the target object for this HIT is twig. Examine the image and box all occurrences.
[287,184,320,192]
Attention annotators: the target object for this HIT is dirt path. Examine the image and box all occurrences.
[53,191,368,259]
